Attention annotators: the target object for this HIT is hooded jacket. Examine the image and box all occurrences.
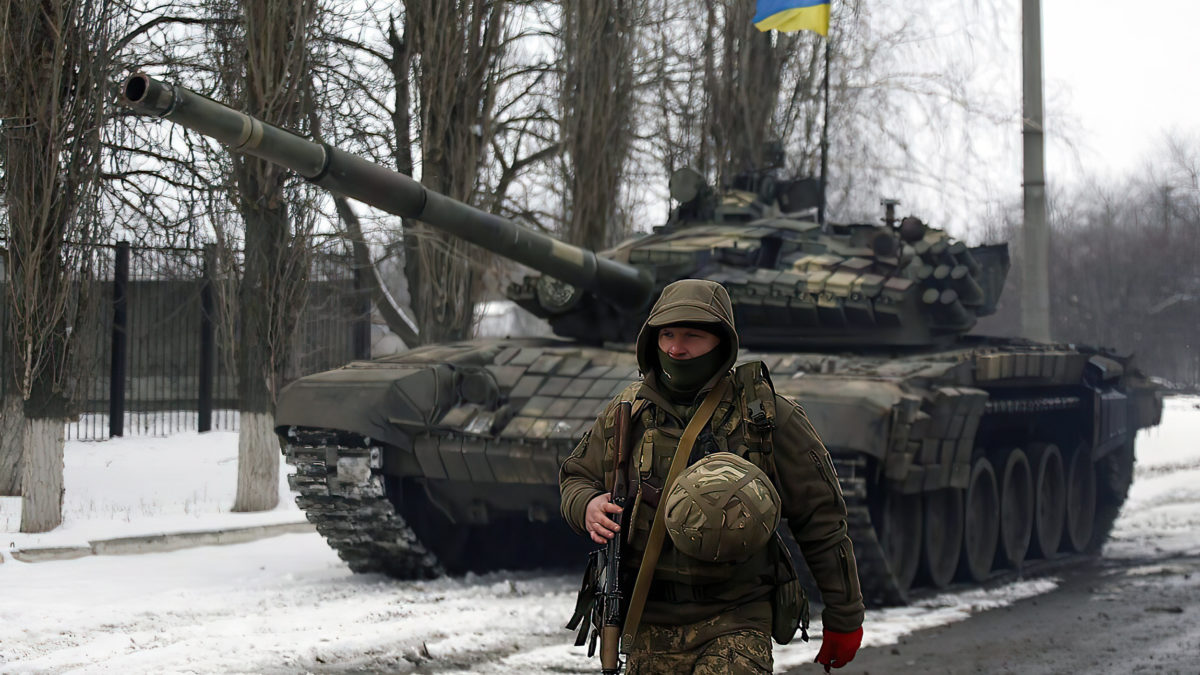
[559,279,865,635]
[635,278,739,394]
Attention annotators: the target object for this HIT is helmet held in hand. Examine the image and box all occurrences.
[665,452,781,562]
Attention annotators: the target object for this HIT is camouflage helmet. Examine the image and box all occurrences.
[664,452,781,563]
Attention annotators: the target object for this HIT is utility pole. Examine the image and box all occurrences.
[1021,0,1052,342]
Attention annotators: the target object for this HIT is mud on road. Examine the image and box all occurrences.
[784,551,1200,675]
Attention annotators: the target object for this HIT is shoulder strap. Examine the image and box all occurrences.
[734,361,779,479]
[619,378,729,653]
[615,380,649,420]
[734,362,776,430]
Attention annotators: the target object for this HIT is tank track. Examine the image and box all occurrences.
[834,459,910,606]
[282,429,908,601]
[831,449,1132,607]
[283,428,442,579]
[281,432,1129,603]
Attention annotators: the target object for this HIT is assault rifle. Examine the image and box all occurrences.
[566,401,635,673]
[599,400,633,674]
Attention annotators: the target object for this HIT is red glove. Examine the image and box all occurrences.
[814,626,863,671]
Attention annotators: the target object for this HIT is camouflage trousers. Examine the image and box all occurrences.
[625,621,772,675]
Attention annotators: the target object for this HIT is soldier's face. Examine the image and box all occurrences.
[658,326,720,360]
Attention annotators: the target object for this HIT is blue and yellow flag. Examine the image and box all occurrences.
[754,0,830,35]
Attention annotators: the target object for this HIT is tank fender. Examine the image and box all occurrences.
[1131,383,1164,428]
[1085,352,1163,431]
[778,378,905,459]
[1085,355,1124,383]
[1084,355,1165,459]
[1090,387,1130,460]
[275,362,458,450]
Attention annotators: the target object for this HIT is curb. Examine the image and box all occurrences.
[9,521,315,563]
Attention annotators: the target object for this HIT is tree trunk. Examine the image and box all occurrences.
[559,0,638,250]
[0,393,22,496]
[1,0,114,531]
[707,1,789,183]
[333,196,419,348]
[19,415,63,533]
[400,0,506,344]
[221,0,316,512]
[230,177,293,513]
[232,411,279,512]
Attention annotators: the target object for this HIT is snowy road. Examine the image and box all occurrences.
[1,531,1062,674]
[2,396,1196,674]
[2,536,591,674]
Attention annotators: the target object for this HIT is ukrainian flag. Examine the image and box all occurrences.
[754,0,830,35]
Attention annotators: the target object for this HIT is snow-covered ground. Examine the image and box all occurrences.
[1,397,1197,674]
[0,431,302,547]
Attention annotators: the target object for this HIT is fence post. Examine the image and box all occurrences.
[109,241,130,438]
[352,267,372,361]
[198,245,216,432]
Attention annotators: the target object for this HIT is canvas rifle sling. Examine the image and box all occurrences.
[619,378,729,652]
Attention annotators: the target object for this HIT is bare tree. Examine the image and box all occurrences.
[977,134,1200,389]
[392,0,512,343]
[0,231,17,496]
[99,2,237,251]
[556,0,642,249]
[297,2,555,344]
[204,0,321,512]
[0,0,121,529]
[0,387,18,496]
[640,0,1018,228]
[644,1,820,189]
[704,0,797,183]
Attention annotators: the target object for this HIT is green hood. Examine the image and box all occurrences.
[636,279,739,385]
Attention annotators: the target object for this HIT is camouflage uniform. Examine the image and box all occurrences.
[627,612,773,675]
[560,280,865,670]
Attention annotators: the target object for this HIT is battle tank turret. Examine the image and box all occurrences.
[120,74,1161,604]
[509,162,1010,349]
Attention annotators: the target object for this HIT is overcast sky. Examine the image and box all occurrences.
[852,0,1200,231]
[1042,0,1200,182]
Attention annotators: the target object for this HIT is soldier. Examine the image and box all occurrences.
[560,279,865,674]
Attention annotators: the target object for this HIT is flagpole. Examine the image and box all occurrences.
[818,36,831,228]
[752,0,833,226]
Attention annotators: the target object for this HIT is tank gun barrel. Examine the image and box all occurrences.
[118,73,652,310]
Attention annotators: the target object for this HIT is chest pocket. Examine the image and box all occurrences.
[626,364,779,553]
[637,401,744,483]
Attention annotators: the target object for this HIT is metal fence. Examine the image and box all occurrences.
[1,241,370,440]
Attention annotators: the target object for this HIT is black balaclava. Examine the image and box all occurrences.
[656,322,727,403]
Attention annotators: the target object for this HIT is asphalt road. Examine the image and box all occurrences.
[784,552,1200,675]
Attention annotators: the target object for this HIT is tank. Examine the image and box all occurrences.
[120,74,1162,605]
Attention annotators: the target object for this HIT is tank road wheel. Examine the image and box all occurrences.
[921,488,964,589]
[1063,443,1097,553]
[958,456,999,583]
[879,488,923,593]
[1028,443,1066,559]
[996,448,1034,570]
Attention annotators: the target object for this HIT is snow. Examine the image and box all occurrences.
[1,432,302,549]
[1,397,1197,674]
[1106,395,1200,560]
